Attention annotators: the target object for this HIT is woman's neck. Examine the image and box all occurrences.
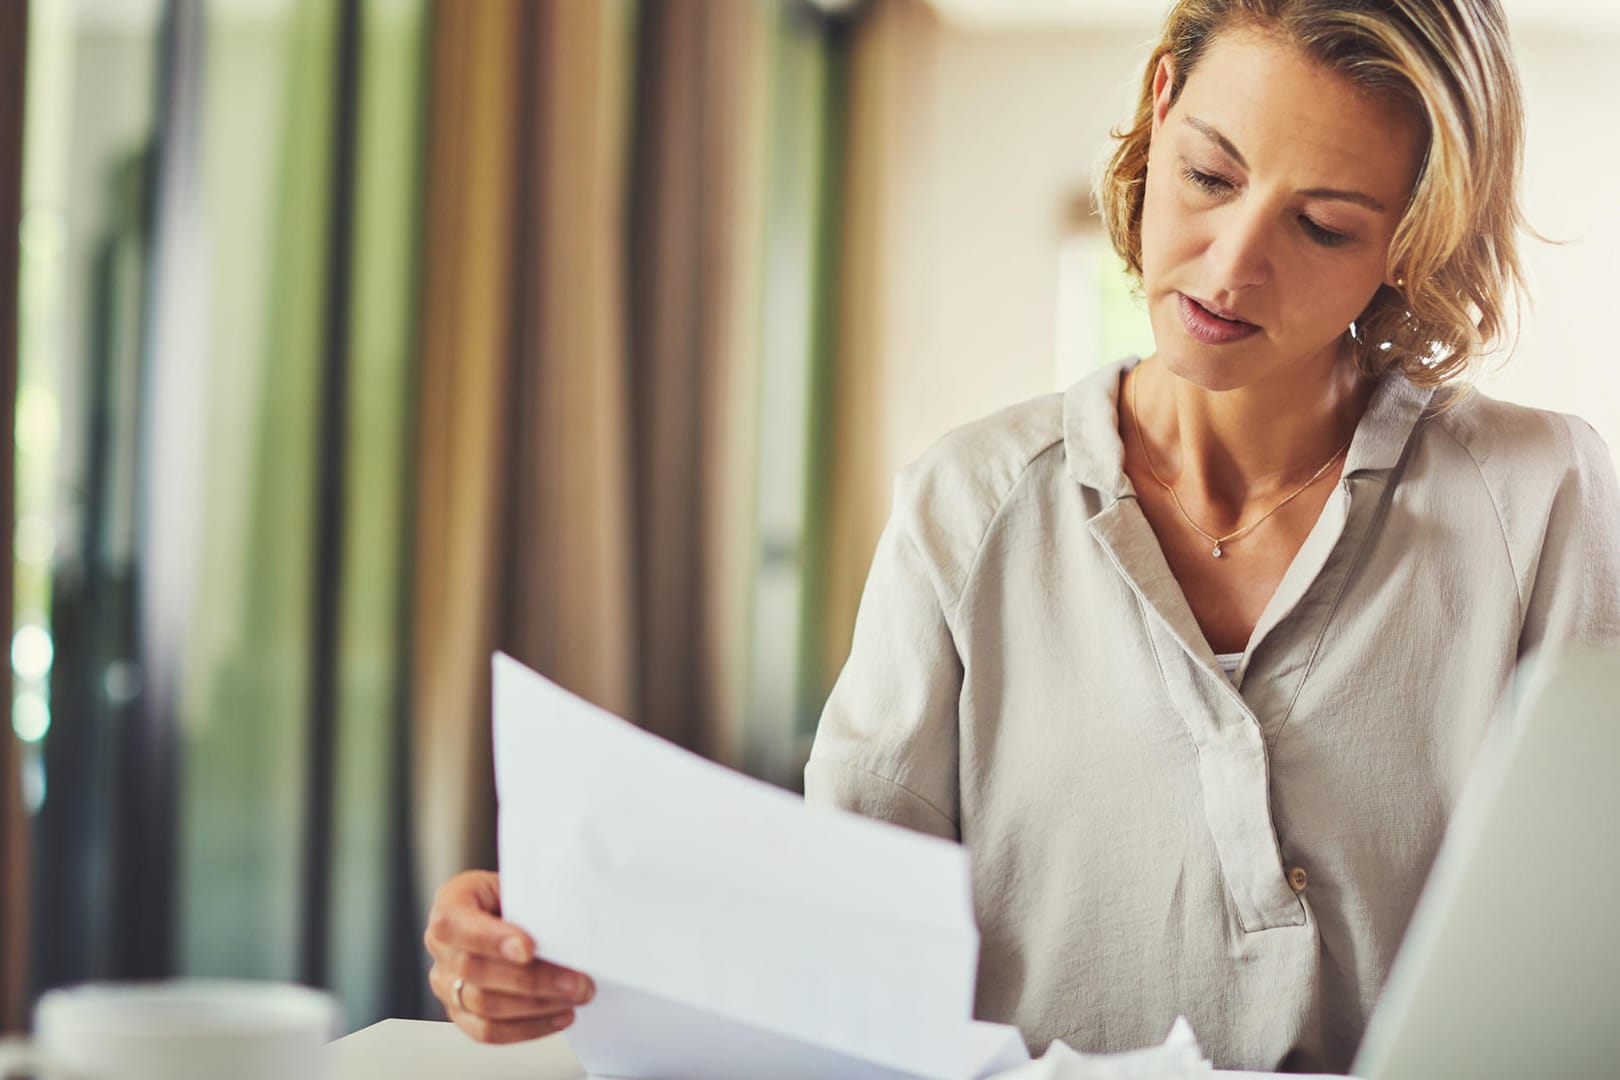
[1129,350,1374,512]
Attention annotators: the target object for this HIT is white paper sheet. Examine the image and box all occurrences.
[491,653,1030,1080]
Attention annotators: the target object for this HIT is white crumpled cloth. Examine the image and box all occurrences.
[987,1018,1211,1080]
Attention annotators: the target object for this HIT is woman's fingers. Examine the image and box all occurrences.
[452,1008,576,1046]
[435,950,595,1003]
[460,984,576,1022]
[430,964,580,1045]
[433,970,572,1040]
[430,966,582,1021]
[423,868,596,1044]
[424,871,534,964]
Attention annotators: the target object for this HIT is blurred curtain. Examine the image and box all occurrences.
[410,0,854,929]
[328,0,430,1023]
[163,0,428,1031]
[0,0,28,1038]
[25,0,171,1003]
[13,0,855,1033]
[407,0,761,906]
[819,0,932,699]
[408,0,526,924]
[21,0,429,1033]
[746,3,851,778]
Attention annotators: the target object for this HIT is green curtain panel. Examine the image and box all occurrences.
[175,0,338,986]
[328,0,428,1031]
[745,2,851,786]
[13,0,853,1033]
[18,0,427,1032]
[22,0,167,990]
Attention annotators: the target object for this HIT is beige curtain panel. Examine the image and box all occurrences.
[409,0,770,912]
[410,0,525,909]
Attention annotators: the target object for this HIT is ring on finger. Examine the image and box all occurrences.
[452,977,468,1013]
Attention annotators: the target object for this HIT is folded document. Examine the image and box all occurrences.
[491,653,1030,1080]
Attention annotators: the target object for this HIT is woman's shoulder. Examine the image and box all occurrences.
[896,359,1127,509]
[1423,384,1615,490]
[885,390,1070,592]
[1417,387,1620,581]
[1425,386,1620,642]
[900,392,1066,499]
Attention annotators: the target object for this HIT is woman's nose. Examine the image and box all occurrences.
[1206,206,1271,292]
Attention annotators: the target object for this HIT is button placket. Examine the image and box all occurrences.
[1143,614,1308,931]
[1090,502,1306,932]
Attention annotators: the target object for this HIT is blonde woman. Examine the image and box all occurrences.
[423,0,1620,1070]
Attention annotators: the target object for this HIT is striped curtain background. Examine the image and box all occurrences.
[3,0,860,1034]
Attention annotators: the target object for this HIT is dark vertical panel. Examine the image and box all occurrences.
[301,0,363,988]
[626,3,711,749]
[0,0,28,1033]
[112,0,203,983]
[795,13,853,743]
[40,146,151,988]
[499,0,539,662]
[383,0,438,1021]
[30,14,159,992]
[625,2,668,738]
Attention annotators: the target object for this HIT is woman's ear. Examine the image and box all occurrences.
[1151,55,1177,137]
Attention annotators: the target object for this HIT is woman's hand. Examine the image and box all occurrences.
[424,869,596,1044]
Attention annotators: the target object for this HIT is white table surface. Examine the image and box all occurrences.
[327,1018,1333,1079]
[330,1019,585,1079]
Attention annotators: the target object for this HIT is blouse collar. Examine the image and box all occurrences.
[1061,356,1438,499]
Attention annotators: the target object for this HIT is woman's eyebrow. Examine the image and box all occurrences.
[1186,115,1249,169]
[1297,186,1387,212]
[1184,115,1387,212]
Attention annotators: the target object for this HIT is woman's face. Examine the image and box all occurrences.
[1139,29,1423,392]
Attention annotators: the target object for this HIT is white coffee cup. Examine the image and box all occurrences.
[0,979,339,1080]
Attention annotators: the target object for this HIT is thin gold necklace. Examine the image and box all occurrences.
[1128,370,1354,559]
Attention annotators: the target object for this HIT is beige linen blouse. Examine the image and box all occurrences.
[804,358,1620,1073]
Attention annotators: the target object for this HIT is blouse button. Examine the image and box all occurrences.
[1288,866,1309,892]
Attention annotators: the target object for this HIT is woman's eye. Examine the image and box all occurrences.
[1300,215,1352,248]
[1179,164,1232,195]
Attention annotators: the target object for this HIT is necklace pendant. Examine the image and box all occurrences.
[1212,544,1223,558]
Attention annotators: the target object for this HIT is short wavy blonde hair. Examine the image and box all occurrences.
[1098,0,1528,387]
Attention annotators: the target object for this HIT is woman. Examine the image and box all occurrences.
[422,0,1620,1071]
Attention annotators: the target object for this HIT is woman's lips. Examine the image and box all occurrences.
[1177,292,1261,345]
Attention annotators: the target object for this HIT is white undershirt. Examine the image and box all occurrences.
[1215,651,1244,677]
